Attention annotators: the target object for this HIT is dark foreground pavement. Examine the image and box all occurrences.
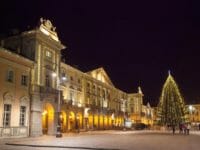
[1,130,200,150]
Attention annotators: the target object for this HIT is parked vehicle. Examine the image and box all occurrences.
[132,123,147,130]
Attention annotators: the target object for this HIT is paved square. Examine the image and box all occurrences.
[1,130,200,150]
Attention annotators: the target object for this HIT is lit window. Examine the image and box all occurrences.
[7,70,14,82]
[19,106,26,126]
[46,50,52,58]
[21,75,28,86]
[3,104,11,127]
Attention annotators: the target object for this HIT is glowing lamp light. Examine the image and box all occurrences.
[111,113,115,120]
[62,76,67,81]
[78,103,82,107]
[60,114,63,119]
[69,115,72,120]
[42,110,47,116]
[52,72,57,77]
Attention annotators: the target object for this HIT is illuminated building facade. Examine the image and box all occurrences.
[141,103,154,126]
[186,104,200,128]
[59,65,147,131]
[0,18,149,137]
[0,48,33,137]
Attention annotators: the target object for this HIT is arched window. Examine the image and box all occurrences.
[97,87,100,96]
[3,92,13,127]
[6,70,14,83]
[19,96,29,126]
[102,89,106,99]
[86,82,90,93]
[92,85,96,94]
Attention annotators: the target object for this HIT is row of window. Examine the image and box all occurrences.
[61,69,82,86]
[6,70,28,86]
[3,104,26,127]
[86,84,110,97]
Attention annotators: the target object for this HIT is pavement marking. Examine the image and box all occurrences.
[5,143,121,150]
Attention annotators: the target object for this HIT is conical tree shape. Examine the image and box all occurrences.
[157,72,186,125]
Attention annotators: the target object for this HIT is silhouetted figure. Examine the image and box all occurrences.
[172,125,175,135]
[179,123,183,134]
[187,123,191,135]
[183,124,187,135]
[75,120,79,133]
[199,124,200,130]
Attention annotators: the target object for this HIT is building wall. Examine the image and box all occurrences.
[1,19,65,137]
[186,104,200,128]
[60,64,130,130]
[0,48,33,137]
[0,18,149,137]
[128,90,144,123]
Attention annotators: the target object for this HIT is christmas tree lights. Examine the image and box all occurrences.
[157,71,186,126]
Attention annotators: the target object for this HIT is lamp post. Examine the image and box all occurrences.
[111,113,115,129]
[147,108,150,129]
[52,72,66,138]
[189,105,195,123]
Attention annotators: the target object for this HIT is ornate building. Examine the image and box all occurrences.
[0,18,147,138]
[0,48,33,137]
[186,104,200,129]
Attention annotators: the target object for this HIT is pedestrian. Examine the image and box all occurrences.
[179,123,183,134]
[187,123,191,135]
[182,124,187,135]
[172,124,175,135]
[75,120,79,133]
[199,124,200,130]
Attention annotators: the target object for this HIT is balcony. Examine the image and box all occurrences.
[0,126,28,137]
[31,85,58,95]
[62,99,72,105]
[40,86,58,95]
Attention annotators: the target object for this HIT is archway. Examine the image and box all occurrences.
[42,103,55,135]
[60,111,67,132]
[77,112,83,130]
[68,111,75,131]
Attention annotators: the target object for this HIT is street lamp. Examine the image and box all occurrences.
[52,72,67,138]
[111,113,115,128]
[189,105,195,123]
[75,114,80,133]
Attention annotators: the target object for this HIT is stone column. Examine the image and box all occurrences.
[30,94,42,137]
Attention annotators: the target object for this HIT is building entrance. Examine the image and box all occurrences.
[42,103,55,134]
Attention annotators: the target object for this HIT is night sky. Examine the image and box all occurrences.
[1,0,200,106]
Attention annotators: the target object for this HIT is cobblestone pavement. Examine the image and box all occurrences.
[1,130,200,150]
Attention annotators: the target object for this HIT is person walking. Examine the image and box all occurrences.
[183,124,187,135]
[172,124,175,135]
[199,123,200,130]
[187,123,191,135]
[179,123,183,134]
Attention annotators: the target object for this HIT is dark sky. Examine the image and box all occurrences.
[1,0,200,106]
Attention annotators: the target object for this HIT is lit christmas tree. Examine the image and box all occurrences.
[157,71,186,126]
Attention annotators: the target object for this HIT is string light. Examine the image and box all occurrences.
[157,72,186,125]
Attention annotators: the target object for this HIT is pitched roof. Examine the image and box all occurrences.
[86,67,115,87]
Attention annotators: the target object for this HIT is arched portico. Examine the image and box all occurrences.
[60,111,67,132]
[68,111,75,131]
[42,103,55,135]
